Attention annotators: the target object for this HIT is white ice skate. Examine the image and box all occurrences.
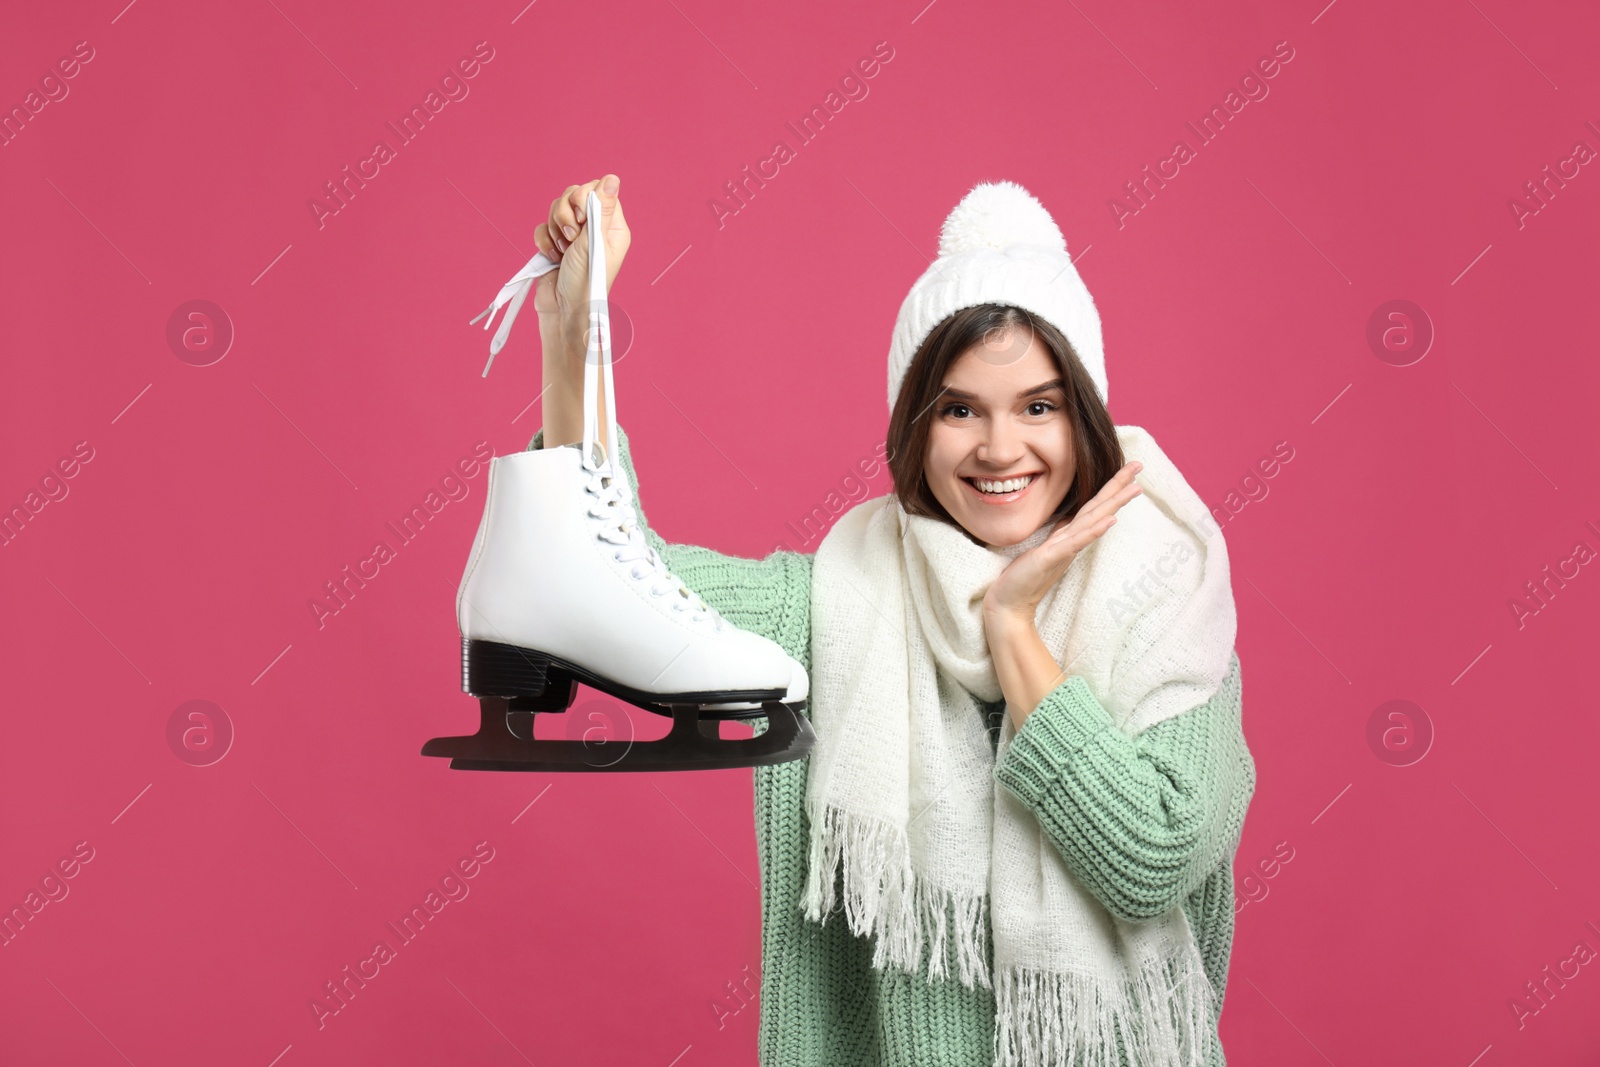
[422,190,812,772]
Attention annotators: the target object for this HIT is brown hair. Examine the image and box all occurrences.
[886,304,1123,534]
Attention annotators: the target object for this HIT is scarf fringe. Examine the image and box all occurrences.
[804,805,1217,1067]
[993,951,1216,1067]
[801,802,993,990]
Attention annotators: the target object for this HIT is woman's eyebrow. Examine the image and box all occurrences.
[940,379,1065,402]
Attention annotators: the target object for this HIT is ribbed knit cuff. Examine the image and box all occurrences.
[528,425,633,451]
[527,425,632,454]
[994,674,1114,808]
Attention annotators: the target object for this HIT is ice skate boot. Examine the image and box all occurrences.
[423,190,812,772]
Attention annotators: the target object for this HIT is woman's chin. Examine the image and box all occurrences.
[937,475,1065,549]
[956,510,1042,549]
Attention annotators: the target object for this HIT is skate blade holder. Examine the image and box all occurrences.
[420,640,815,772]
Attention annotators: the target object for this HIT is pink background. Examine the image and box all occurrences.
[3,0,1598,1063]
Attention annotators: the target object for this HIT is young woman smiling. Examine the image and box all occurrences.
[526,174,1254,1067]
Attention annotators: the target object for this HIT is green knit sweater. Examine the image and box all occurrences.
[528,426,1256,1067]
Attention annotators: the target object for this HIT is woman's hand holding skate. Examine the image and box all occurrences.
[534,174,630,447]
[533,175,630,344]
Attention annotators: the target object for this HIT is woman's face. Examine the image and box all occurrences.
[923,327,1075,548]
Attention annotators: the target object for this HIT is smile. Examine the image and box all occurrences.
[961,473,1039,504]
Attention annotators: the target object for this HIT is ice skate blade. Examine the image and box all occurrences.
[421,697,814,772]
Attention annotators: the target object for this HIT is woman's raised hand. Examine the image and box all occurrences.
[982,460,1145,630]
[532,174,631,330]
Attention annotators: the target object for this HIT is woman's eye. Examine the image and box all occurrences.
[941,403,972,419]
[1026,401,1057,416]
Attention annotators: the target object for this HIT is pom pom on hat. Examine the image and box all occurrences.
[938,180,1067,258]
[886,180,1107,412]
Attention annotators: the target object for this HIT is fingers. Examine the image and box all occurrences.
[1040,459,1147,564]
[533,221,558,261]
[527,175,625,334]
[1045,510,1117,554]
[1107,469,1143,512]
[1034,463,1148,583]
[1074,461,1144,528]
[594,174,625,239]
[566,177,607,227]
[549,183,586,253]
[1089,461,1143,507]
[545,176,623,260]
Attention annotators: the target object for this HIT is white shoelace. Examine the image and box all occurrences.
[471,250,554,377]
[585,468,724,630]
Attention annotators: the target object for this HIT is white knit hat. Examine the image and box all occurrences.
[886,180,1107,412]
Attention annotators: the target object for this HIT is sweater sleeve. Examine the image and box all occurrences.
[993,652,1254,924]
[525,424,813,663]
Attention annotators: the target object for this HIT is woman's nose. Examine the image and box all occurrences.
[977,421,1025,466]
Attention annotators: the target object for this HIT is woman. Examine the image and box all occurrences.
[525,175,1255,1067]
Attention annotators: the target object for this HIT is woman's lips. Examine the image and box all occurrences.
[961,474,1038,506]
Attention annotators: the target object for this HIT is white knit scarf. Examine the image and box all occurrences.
[801,424,1239,1067]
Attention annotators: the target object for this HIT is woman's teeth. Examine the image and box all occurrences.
[972,475,1035,495]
